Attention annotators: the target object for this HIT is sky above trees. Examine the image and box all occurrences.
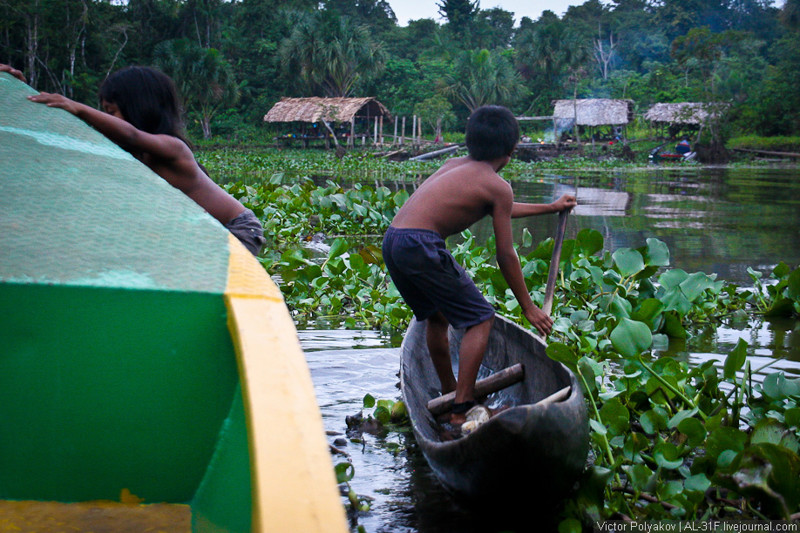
[388,0,588,26]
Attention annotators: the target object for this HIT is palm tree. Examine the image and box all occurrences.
[437,0,479,37]
[782,0,800,29]
[445,48,525,112]
[154,38,239,139]
[279,10,385,97]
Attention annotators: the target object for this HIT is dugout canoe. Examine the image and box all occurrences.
[0,73,347,533]
[400,314,590,507]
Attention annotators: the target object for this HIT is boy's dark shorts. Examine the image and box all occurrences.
[225,209,266,257]
[382,226,495,329]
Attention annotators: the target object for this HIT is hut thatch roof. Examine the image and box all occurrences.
[551,99,634,126]
[644,102,726,124]
[264,97,390,123]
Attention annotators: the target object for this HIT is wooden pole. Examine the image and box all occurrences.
[401,117,406,145]
[373,117,378,146]
[543,209,570,316]
[379,116,384,145]
[427,363,524,415]
[393,116,398,146]
[412,115,417,144]
[349,118,355,148]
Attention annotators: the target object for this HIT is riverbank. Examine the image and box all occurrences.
[195,144,800,185]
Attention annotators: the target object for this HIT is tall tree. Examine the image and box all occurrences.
[472,7,515,50]
[153,38,239,139]
[279,10,385,97]
[437,0,478,37]
[445,48,524,112]
[322,0,396,33]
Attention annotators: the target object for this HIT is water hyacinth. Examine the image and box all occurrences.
[220,175,800,525]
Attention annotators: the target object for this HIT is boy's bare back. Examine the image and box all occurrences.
[391,156,512,237]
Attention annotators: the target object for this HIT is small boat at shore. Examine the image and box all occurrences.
[649,140,696,163]
[0,72,347,532]
[400,314,590,508]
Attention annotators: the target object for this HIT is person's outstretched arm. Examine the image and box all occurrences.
[510,193,576,218]
[491,181,553,337]
[27,92,186,162]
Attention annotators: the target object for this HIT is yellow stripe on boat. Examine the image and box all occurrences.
[224,234,348,532]
[0,72,347,532]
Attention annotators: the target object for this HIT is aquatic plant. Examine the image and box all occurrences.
[217,170,800,524]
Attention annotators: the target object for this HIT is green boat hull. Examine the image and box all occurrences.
[0,73,346,532]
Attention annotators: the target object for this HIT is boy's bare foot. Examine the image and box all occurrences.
[450,412,468,425]
[449,400,475,426]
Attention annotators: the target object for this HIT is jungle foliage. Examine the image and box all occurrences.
[2,0,800,140]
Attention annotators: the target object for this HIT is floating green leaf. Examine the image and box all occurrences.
[659,268,689,289]
[677,417,707,447]
[653,441,683,470]
[679,272,714,302]
[723,338,748,379]
[684,473,712,493]
[644,238,670,267]
[612,248,645,277]
[631,298,665,330]
[599,397,630,436]
[610,318,653,357]
[576,228,604,256]
[546,342,579,368]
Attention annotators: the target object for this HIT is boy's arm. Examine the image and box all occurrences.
[492,185,553,337]
[510,193,576,218]
[27,92,185,161]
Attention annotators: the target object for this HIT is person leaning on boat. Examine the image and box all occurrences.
[382,105,576,427]
[2,63,265,257]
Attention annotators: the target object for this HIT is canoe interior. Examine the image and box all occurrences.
[401,315,590,505]
[402,315,576,442]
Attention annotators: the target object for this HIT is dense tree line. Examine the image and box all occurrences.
[1,0,798,139]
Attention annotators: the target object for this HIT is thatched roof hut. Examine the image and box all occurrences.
[264,97,391,124]
[551,99,634,126]
[644,102,725,125]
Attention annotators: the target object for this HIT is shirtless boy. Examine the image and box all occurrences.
[382,105,576,426]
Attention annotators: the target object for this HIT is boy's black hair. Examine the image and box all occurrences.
[465,105,519,161]
[98,66,189,145]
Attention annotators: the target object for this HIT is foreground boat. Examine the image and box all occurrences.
[400,314,590,507]
[0,73,347,532]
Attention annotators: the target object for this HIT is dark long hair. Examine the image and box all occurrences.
[99,66,190,146]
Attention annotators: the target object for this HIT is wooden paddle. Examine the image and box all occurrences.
[542,207,570,316]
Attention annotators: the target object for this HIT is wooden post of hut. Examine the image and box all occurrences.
[349,118,355,148]
[412,115,417,144]
[373,117,378,146]
[380,116,384,145]
[393,117,398,146]
[401,117,406,145]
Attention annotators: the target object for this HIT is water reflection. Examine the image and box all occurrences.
[500,168,800,286]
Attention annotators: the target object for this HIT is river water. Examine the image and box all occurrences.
[299,166,800,533]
